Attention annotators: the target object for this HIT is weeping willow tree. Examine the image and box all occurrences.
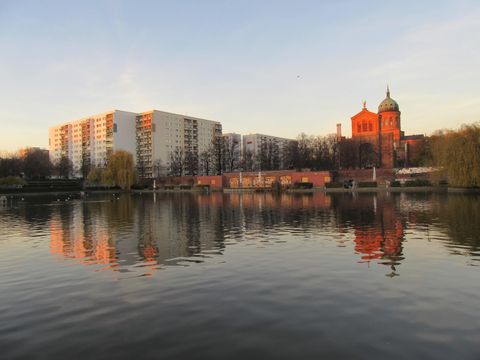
[106,150,136,190]
[430,124,480,187]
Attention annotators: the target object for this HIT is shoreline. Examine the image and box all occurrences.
[2,186,480,198]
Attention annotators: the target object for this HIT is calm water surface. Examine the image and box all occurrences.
[0,192,479,359]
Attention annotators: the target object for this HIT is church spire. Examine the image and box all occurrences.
[386,85,390,98]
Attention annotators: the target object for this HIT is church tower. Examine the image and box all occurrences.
[378,86,402,143]
[378,86,402,168]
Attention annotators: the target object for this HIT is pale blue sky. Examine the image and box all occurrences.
[0,0,479,151]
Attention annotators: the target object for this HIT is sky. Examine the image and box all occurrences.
[0,0,479,151]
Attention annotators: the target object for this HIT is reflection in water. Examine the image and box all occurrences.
[332,194,405,276]
[2,191,480,360]
[35,192,480,276]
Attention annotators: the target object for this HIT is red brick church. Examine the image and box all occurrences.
[338,87,425,169]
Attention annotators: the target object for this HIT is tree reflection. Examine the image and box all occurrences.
[2,190,473,276]
[433,194,480,253]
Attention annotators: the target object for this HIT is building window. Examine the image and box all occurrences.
[357,124,361,133]
[113,124,117,133]
[368,123,372,131]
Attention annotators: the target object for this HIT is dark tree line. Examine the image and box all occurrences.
[166,133,342,176]
[0,149,73,180]
[428,124,480,187]
[284,134,339,171]
[168,136,242,176]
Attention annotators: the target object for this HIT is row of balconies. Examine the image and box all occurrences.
[136,150,152,156]
[136,149,152,154]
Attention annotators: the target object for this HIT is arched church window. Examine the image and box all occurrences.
[368,123,372,131]
[362,123,367,131]
[357,124,361,133]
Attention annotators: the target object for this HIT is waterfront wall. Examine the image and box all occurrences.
[158,170,332,190]
[223,170,331,188]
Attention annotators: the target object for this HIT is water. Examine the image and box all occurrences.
[0,192,479,359]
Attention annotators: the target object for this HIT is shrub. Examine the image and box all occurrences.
[325,182,343,188]
[404,179,431,187]
[195,184,210,190]
[358,181,377,188]
[293,182,313,189]
[0,176,26,186]
[164,185,175,190]
[390,180,401,187]
[179,184,192,190]
[131,184,148,190]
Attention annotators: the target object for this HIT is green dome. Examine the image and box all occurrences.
[378,87,399,113]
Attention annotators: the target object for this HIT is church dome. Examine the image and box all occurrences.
[378,87,399,113]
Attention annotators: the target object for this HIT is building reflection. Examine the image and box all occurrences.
[332,193,405,276]
[50,204,118,269]
[47,192,334,273]
[43,191,480,276]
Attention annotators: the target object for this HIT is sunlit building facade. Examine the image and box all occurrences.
[48,110,137,177]
[49,109,222,178]
[341,87,425,168]
[135,110,222,178]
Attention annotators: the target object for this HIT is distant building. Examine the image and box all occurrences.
[49,109,222,178]
[18,147,49,159]
[242,133,294,170]
[341,87,425,168]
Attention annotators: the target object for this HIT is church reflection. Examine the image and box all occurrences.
[332,193,405,276]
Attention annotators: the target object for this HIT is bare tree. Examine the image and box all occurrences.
[23,149,52,179]
[338,138,359,169]
[242,149,254,171]
[136,158,147,179]
[222,138,240,173]
[54,155,73,179]
[257,138,280,171]
[80,154,91,179]
[168,148,184,176]
[211,137,224,175]
[153,158,165,178]
[184,150,198,176]
[0,155,23,178]
[199,150,213,175]
[281,140,298,170]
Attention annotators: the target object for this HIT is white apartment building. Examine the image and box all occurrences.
[242,133,295,170]
[136,110,222,178]
[49,109,222,178]
[49,110,137,177]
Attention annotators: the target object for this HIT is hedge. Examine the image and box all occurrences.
[357,181,377,188]
[404,179,431,187]
[293,182,313,189]
[325,182,343,188]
